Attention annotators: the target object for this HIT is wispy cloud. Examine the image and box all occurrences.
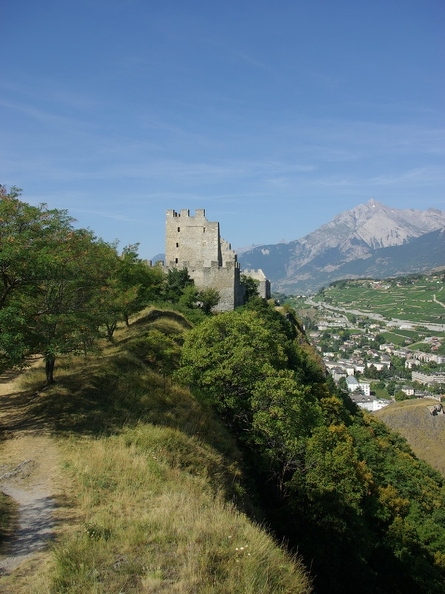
[0,76,99,112]
[312,166,444,190]
[231,49,273,73]
[0,98,70,125]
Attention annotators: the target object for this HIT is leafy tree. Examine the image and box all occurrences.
[338,376,348,391]
[0,185,74,312]
[98,245,165,338]
[196,287,220,314]
[24,230,116,384]
[163,268,194,303]
[250,371,322,491]
[177,304,326,481]
[177,308,290,430]
[115,245,164,325]
[0,186,79,372]
[394,390,409,401]
[0,186,120,383]
[178,284,199,309]
[177,298,445,593]
[240,274,259,301]
[366,363,380,379]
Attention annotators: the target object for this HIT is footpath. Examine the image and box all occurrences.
[0,368,66,591]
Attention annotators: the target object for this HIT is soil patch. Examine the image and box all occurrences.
[0,366,69,586]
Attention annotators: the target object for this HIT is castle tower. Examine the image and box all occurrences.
[165,209,269,311]
[166,209,222,268]
[165,209,244,311]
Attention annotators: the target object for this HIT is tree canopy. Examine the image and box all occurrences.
[177,301,445,594]
[0,186,163,383]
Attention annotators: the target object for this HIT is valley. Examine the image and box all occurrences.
[283,271,445,405]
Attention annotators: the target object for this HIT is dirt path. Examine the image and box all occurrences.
[0,366,66,583]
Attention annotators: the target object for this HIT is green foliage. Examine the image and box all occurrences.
[177,308,292,428]
[394,390,410,401]
[196,286,220,313]
[241,273,260,301]
[177,300,445,593]
[0,187,171,383]
[0,187,117,381]
[99,244,165,335]
[163,267,194,303]
[145,328,182,390]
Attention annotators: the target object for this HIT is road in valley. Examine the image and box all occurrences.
[306,298,445,333]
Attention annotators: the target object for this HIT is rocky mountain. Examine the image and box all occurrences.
[238,200,445,294]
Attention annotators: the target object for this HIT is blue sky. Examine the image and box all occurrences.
[1,0,444,258]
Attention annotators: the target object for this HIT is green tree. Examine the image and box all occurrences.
[250,371,322,491]
[0,186,119,383]
[177,308,289,429]
[25,230,116,384]
[196,287,220,314]
[240,274,259,301]
[0,185,74,312]
[98,245,165,339]
[0,186,78,371]
[386,380,397,396]
[163,268,194,303]
[115,245,164,325]
[394,390,409,401]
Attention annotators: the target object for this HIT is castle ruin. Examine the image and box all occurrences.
[165,209,270,311]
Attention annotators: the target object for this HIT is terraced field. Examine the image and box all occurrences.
[316,274,445,326]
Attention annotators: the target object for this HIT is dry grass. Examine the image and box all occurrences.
[1,308,312,593]
[375,398,445,475]
[40,431,311,593]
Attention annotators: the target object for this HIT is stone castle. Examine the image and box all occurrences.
[165,209,270,311]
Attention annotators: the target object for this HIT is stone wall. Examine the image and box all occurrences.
[166,209,222,268]
[165,208,267,311]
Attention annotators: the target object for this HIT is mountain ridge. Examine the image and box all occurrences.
[238,200,445,294]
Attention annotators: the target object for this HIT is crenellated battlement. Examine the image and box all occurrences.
[166,208,206,219]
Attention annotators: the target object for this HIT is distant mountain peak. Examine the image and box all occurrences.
[238,200,445,294]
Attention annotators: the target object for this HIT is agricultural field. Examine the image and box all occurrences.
[314,273,445,326]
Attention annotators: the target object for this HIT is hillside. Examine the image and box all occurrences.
[0,309,312,594]
[1,302,445,593]
[238,200,445,294]
[312,271,445,327]
[376,399,445,476]
[3,188,445,593]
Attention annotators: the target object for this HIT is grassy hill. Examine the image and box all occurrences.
[3,302,445,593]
[0,308,311,593]
[375,399,445,476]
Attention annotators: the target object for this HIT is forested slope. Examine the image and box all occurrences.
[177,300,445,594]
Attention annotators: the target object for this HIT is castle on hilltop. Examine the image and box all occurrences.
[165,209,270,311]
